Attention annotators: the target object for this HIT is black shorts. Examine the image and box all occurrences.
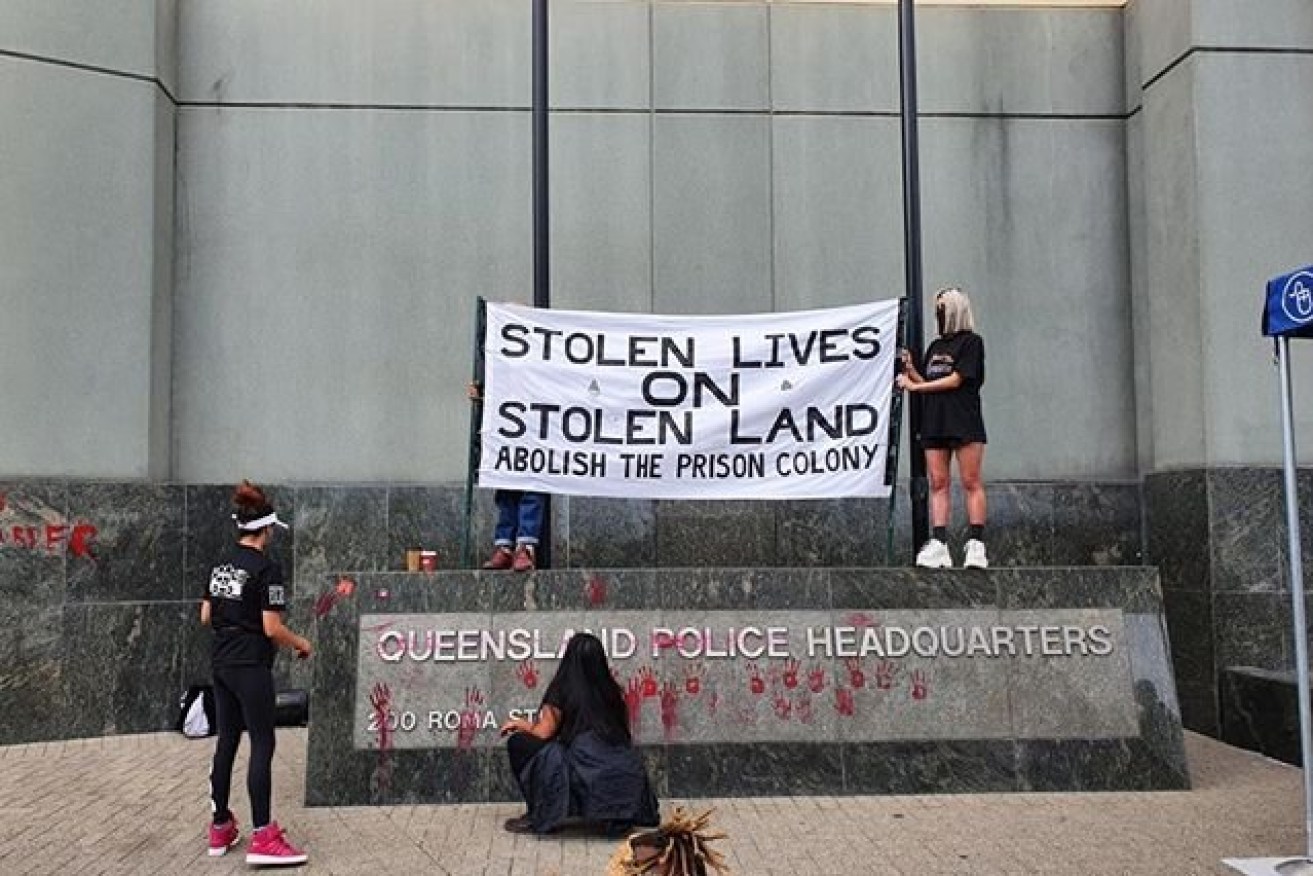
[921,435,987,450]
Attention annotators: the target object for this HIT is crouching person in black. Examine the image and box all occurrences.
[500,632,659,836]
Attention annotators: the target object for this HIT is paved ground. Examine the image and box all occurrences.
[0,729,1304,875]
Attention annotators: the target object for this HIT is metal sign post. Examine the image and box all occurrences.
[1226,266,1313,876]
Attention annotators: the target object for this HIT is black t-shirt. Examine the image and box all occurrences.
[203,544,286,668]
[920,331,986,443]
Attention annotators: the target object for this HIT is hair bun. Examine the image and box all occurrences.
[232,479,270,513]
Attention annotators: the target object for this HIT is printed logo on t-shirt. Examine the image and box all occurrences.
[209,565,248,600]
[267,585,286,607]
[926,353,955,381]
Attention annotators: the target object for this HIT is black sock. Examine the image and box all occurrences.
[969,524,984,541]
[932,527,947,543]
[213,810,231,826]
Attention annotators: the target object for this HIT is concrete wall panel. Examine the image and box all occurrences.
[770,4,896,113]
[653,2,769,110]
[919,8,1125,116]
[1194,55,1313,464]
[178,0,530,106]
[652,115,773,316]
[173,108,531,482]
[920,117,1135,479]
[550,113,653,313]
[772,116,904,310]
[551,0,650,110]
[0,59,168,477]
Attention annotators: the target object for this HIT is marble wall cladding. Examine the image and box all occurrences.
[66,482,186,602]
[551,495,657,570]
[61,602,195,738]
[293,486,390,588]
[1144,470,1210,591]
[307,568,1187,802]
[1143,465,1313,740]
[654,500,778,568]
[1220,668,1303,768]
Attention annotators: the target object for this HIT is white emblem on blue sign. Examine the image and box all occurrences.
[1283,271,1313,325]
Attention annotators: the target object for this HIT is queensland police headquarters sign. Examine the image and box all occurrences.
[476,300,902,500]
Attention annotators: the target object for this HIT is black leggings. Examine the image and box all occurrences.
[210,665,276,828]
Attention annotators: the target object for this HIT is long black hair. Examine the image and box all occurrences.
[541,632,630,746]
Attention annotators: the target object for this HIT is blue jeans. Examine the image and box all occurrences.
[494,491,543,547]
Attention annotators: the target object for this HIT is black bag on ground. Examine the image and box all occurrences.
[177,684,216,738]
[274,689,309,727]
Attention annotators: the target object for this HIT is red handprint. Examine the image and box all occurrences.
[875,660,899,691]
[660,681,680,739]
[368,682,393,751]
[783,657,800,690]
[835,686,855,717]
[516,659,539,689]
[910,670,930,701]
[844,657,866,689]
[625,676,643,730]
[637,666,659,698]
[684,663,704,696]
[457,686,485,749]
[772,692,793,720]
[807,665,827,694]
[584,573,608,606]
[747,662,766,696]
[796,694,815,725]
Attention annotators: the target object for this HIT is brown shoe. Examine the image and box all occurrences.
[482,546,514,570]
[503,814,534,834]
[512,544,536,573]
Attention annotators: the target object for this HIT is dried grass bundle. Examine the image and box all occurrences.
[605,807,729,876]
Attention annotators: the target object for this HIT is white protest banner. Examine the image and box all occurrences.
[476,300,902,500]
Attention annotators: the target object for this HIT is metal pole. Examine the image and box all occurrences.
[462,297,488,570]
[532,0,553,569]
[898,0,929,557]
[1277,335,1313,861]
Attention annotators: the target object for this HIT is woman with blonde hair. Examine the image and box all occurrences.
[897,286,988,569]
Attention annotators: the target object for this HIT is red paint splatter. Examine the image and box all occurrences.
[772,692,793,721]
[457,687,485,750]
[684,663,703,696]
[368,682,393,753]
[624,676,643,735]
[796,694,815,725]
[336,577,356,597]
[875,660,898,691]
[844,657,866,689]
[910,670,929,701]
[516,659,539,689]
[69,523,98,560]
[660,681,680,740]
[706,690,719,718]
[835,687,855,717]
[807,665,827,694]
[845,612,879,629]
[746,662,765,696]
[652,631,676,652]
[637,666,659,698]
[584,574,608,606]
[783,657,800,690]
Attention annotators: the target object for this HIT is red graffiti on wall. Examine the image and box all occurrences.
[0,521,98,559]
[660,681,680,740]
[516,659,540,689]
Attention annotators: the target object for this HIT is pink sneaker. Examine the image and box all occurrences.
[246,822,308,866]
[208,816,240,857]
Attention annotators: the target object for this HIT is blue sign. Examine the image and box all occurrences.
[1263,265,1313,339]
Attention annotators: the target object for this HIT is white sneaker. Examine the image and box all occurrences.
[915,539,952,569]
[963,539,989,569]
